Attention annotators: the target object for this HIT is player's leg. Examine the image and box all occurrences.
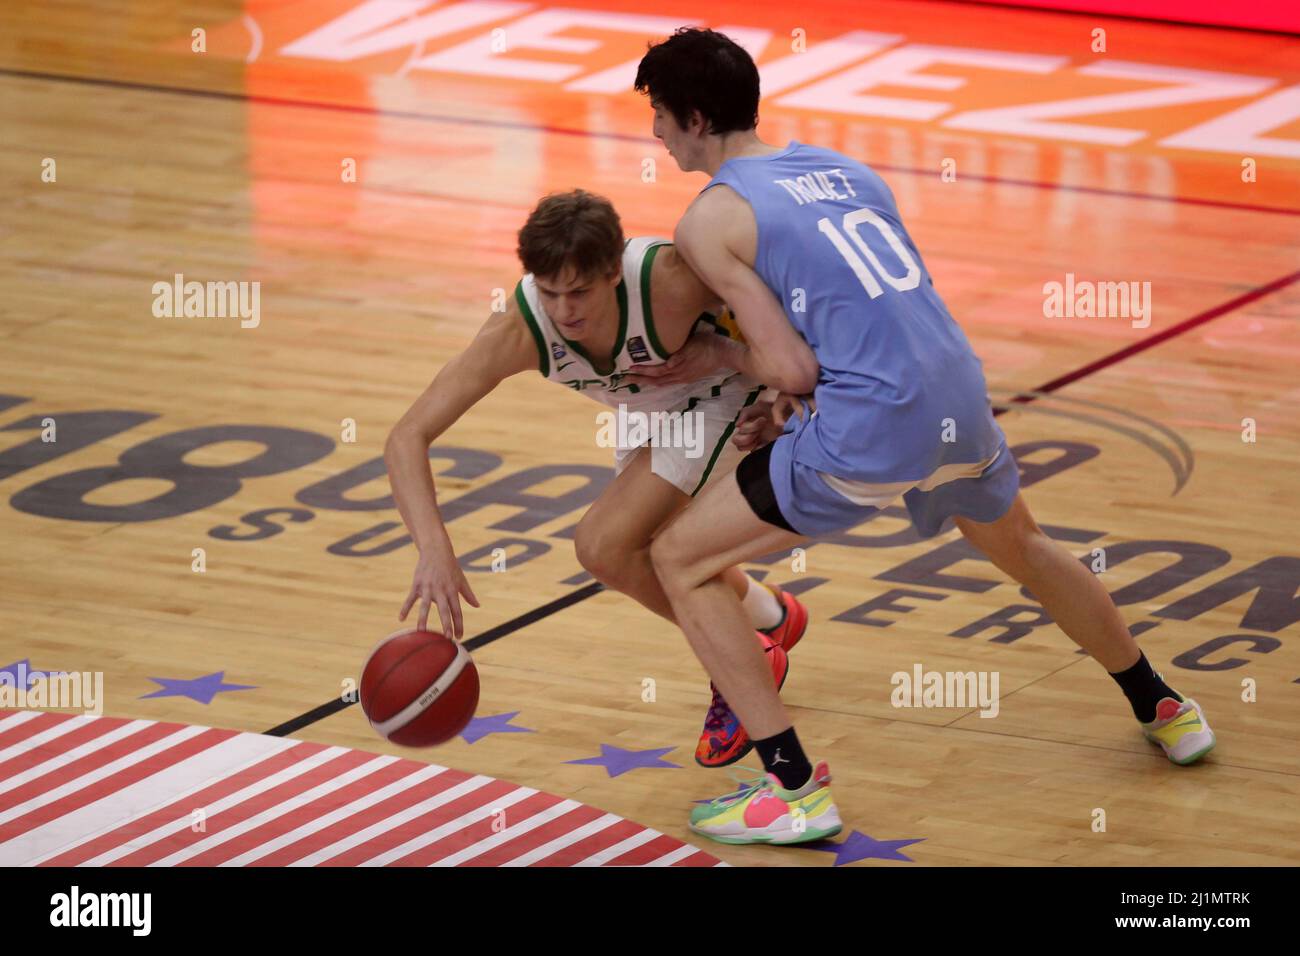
[954,492,1216,764]
[576,441,802,766]
[651,459,843,842]
[573,445,767,623]
[651,468,803,738]
[955,493,1138,670]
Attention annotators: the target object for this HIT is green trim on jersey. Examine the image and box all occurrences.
[514,281,549,376]
[639,242,673,361]
[556,279,629,376]
[689,385,765,497]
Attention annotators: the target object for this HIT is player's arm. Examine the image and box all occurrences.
[383,294,538,635]
[672,188,820,395]
[649,244,724,332]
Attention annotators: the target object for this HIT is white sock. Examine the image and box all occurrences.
[740,576,785,631]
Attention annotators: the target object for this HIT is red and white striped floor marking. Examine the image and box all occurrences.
[360,784,540,866]
[573,828,663,866]
[152,752,398,866]
[28,734,308,865]
[290,775,501,866]
[0,712,724,867]
[220,763,446,866]
[0,724,212,823]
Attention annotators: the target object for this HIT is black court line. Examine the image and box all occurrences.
[267,266,1299,736]
[264,582,605,736]
[3,65,1297,219]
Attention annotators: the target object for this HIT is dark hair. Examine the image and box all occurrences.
[634,28,759,134]
[516,190,624,280]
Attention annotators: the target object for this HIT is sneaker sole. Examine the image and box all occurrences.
[690,819,842,846]
[1147,731,1216,765]
[693,650,792,769]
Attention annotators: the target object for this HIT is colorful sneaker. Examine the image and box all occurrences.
[1142,696,1216,765]
[689,760,842,845]
[694,634,789,768]
[758,584,809,653]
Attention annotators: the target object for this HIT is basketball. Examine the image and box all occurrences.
[360,629,480,747]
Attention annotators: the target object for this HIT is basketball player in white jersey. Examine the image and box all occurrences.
[384,189,811,767]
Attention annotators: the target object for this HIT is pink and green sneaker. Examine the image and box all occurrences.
[689,761,842,845]
[1142,695,1216,765]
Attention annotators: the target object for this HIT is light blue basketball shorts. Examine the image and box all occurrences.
[748,427,1021,538]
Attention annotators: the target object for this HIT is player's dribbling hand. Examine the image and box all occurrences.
[399,543,480,640]
[623,331,724,387]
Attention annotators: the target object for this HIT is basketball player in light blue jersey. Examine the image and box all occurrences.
[630,28,1216,847]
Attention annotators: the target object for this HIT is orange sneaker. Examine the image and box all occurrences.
[759,584,809,653]
[695,632,789,768]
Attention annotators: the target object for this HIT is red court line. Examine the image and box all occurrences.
[1004,269,1300,408]
[109,748,378,866]
[0,727,237,843]
[1,66,1295,218]
[38,739,332,866]
[318,777,522,867]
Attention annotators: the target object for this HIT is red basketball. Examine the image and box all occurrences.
[360,629,479,747]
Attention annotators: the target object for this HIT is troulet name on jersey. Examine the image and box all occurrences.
[773,168,858,206]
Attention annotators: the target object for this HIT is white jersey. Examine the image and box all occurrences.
[514,237,754,416]
[513,237,764,497]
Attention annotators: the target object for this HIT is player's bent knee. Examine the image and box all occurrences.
[574,522,635,585]
[648,529,687,590]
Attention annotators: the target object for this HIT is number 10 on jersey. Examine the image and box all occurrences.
[817,208,922,299]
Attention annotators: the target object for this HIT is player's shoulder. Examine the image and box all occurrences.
[676,185,752,251]
[687,182,748,217]
[642,239,719,314]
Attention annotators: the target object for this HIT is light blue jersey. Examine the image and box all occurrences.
[704,142,1004,486]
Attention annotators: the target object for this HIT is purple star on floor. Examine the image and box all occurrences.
[140,671,255,705]
[459,711,535,745]
[803,830,925,865]
[566,744,681,778]
[0,660,66,689]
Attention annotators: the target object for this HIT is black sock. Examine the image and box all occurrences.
[754,726,813,791]
[1109,651,1182,723]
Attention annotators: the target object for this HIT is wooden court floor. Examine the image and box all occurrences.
[1,1,1298,866]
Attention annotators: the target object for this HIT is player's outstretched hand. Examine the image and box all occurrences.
[399,543,480,639]
[623,330,724,387]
